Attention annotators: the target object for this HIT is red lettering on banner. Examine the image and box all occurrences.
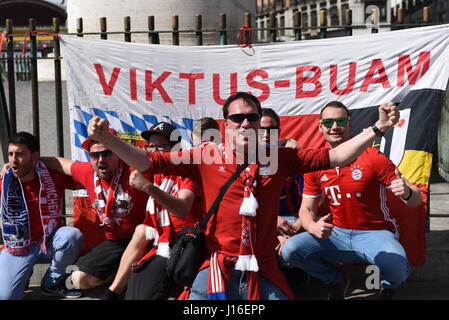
[247,69,270,102]
[360,59,391,92]
[145,71,173,103]
[94,64,121,96]
[130,68,137,101]
[330,62,357,95]
[180,73,204,104]
[93,51,433,104]
[296,66,322,98]
[397,51,430,86]
[274,80,290,88]
[212,73,238,105]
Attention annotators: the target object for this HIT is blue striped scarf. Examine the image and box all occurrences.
[1,162,60,255]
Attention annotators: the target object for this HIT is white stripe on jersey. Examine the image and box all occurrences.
[380,184,399,238]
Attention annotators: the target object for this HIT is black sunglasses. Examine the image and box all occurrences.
[260,126,279,131]
[89,150,113,159]
[226,113,260,124]
[145,144,171,151]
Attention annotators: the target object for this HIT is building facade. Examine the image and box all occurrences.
[256,0,394,41]
[66,0,256,45]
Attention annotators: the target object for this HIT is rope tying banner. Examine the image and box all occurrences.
[21,31,59,54]
[237,24,252,48]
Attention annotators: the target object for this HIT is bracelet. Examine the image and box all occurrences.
[402,187,413,201]
[371,125,384,137]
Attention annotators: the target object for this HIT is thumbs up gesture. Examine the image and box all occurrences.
[389,169,410,199]
[311,213,334,239]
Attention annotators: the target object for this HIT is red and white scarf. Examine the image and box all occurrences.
[144,176,177,258]
[236,164,259,272]
[1,161,61,255]
[207,144,261,299]
[93,163,123,230]
[131,175,178,271]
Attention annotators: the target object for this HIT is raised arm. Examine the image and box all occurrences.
[328,102,399,167]
[40,157,74,176]
[88,116,151,172]
[129,171,195,218]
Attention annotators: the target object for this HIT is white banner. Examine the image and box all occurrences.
[61,24,449,171]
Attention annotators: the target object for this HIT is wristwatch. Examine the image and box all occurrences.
[371,125,384,137]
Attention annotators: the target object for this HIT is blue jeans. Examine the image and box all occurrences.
[189,265,288,300]
[0,226,83,300]
[281,226,410,289]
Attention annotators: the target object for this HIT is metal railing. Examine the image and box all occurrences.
[0,6,445,224]
[0,53,31,81]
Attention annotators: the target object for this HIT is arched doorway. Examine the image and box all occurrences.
[0,0,67,27]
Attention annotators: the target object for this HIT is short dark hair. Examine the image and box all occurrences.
[193,117,220,135]
[261,108,280,128]
[8,131,40,153]
[222,92,262,119]
[320,101,350,118]
[192,117,221,144]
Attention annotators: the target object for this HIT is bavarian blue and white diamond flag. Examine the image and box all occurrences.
[61,24,449,265]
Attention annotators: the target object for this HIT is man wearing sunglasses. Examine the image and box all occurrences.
[281,101,422,300]
[101,122,203,300]
[85,92,399,300]
[260,108,302,237]
[41,129,148,295]
[260,108,312,291]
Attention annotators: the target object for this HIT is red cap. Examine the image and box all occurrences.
[81,128,118,151]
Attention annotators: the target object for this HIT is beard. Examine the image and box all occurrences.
[11,163,34,179]
[95,164,114,180]
[96,169,113,180]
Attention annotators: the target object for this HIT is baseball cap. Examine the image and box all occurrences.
[141,122,181,146]
[81,128,118,151]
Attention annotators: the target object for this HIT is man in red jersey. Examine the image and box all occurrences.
[98,122,204,300]
[281,101,421,300]
[0,132,83,299]
[85,92,399,300]
[42,129,148,292]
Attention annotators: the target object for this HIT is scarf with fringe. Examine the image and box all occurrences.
[208,144,261,299]
[1,161,60,255]
[131,175,177,271]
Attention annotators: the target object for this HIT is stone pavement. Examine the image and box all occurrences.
[24,183,449,301]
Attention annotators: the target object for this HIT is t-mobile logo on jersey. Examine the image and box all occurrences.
[324,185,341,205]
[324,185,363,205]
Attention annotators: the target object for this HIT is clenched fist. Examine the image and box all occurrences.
[375,102,399,134]
[129,170,151,192]
[88,116,112,142]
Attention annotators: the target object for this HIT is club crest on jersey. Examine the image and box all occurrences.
[351,166,363,180]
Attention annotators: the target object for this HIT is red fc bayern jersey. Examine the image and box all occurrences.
[141,172,204,234]
[303,147,399,233]
[70,161,148,241]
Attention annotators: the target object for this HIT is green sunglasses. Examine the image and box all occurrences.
[320,117,350,128]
